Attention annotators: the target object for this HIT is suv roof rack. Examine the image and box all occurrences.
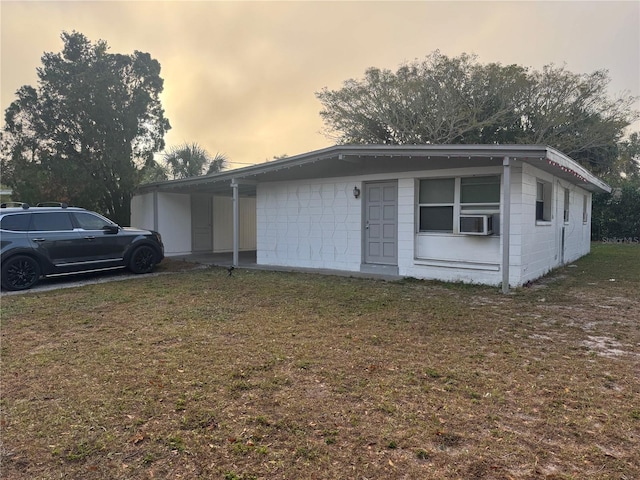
[0,202,30,209]
[36,202,69,208]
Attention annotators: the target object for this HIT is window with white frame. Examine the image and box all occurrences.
[536,180,552,222]
[418,176,500,233]
[582,195,588,223]
[563,188,570,223]
[419,178,455,232]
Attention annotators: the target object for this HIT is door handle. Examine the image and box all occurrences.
[32,238,46,242]
[365,221,370,230]
[84,236,96,240]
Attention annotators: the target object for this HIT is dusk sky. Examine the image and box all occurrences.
[2,1,639,169]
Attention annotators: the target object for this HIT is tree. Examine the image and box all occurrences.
[614,132,640,180]
[162,142,227,180]
[316,51,638,176]
[592,175,640,241]
[1,31,170,225]
[591,132,640,240]
[139,160,169,184]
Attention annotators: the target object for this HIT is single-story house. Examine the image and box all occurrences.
[132,144,611,291]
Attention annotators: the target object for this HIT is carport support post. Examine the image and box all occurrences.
[231,180,239,267]
[502,157,511,294]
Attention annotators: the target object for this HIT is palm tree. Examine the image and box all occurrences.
[163,143,227,179]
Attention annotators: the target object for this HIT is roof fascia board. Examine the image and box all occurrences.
[544,147,611,193]
[333,144,550,159]
[136,144,610,194]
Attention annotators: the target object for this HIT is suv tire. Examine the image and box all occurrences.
[2,255,41,291]
[129,246,157,274]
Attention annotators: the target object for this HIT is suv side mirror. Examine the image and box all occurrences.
[102,225,120,234]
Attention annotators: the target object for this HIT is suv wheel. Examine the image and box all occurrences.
[1,255,41,291]
[129,246,157,274]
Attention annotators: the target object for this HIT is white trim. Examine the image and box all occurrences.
[414,258,500,271]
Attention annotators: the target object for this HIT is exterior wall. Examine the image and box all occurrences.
[561,187,592,264]
[256,180,362,271]
[256,166,508,285]
[131,192,191,256]
[519,163,592,284]
[158,193,192,255]
[131,192,154,229]
[212,195,257,252]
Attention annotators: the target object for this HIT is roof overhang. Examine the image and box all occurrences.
[135,144,611,196]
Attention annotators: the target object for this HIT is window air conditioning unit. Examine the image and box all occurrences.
[459,214,493,235]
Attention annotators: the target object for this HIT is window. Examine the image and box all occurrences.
[419,176,500,233]
[536,181,552,222]
[419,178,454,232]
[460,176,500,211]
[0,213,31,231]
[563,189,570,223]
[73,212,113,230]
[30,212,74,231]
[582,195,588,223]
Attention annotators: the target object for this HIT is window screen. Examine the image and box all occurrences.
[419,178,455,204]
[460,176,500,204]
[420,206,454,232]
[419,178,455,232]
[536,181,552,222]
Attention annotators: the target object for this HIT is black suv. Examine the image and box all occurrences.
[0,203,164,291]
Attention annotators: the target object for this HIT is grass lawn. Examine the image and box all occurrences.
[1,244,639,479]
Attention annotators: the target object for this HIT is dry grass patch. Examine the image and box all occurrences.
[1,244,639,479]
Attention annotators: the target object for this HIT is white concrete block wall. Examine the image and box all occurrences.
[132,191,191,255]
[396,178,415,273]
[256,179,362,271]
[131,192,154,230]
[519,163,592,284]
[504,163,524,287]
[157,193,192,256]
[560,186,592,264]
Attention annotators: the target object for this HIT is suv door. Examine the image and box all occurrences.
[28,212,83,268]
[71,211,127,264]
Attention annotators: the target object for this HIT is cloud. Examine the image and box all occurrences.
[2,1,638,166]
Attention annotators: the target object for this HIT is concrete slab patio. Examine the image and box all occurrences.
[170,250,403,281]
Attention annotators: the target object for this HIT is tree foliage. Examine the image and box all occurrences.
[162,142,227,180]
[316,51,638,176]
[592,177,640,241]
[614,132,640,180]
[1,31,170,225]
[592,133,640,240]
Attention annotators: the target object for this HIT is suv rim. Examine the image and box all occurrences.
[133,247,155,272]
[6,258,39,289]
